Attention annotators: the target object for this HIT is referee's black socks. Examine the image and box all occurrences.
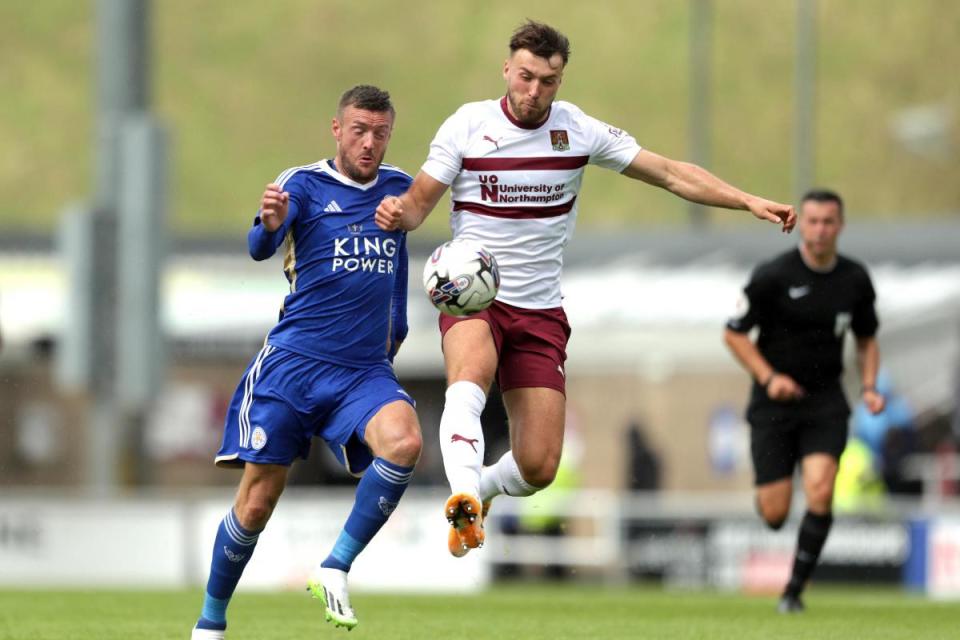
[785,510,833,596]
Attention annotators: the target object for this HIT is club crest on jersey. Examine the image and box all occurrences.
[347,223,363,234]
[550,129,570,151]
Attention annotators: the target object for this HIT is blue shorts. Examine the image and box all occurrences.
[215,344,415,475]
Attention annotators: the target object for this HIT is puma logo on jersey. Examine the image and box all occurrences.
[482,135,502,150]
[788,285,811,299]
[451,433,480,452]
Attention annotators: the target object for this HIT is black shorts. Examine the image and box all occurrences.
[746,385,850,486]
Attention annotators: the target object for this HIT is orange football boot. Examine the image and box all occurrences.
[444,493,485,557]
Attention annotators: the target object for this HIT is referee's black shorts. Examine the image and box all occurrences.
[746,384,851,486]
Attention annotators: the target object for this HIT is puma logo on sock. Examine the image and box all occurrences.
[451,433,480,452]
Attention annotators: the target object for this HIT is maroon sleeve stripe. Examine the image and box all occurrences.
[461,156,589,171]
[452,198,576,219]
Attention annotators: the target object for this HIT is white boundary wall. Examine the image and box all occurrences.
[0,490,488,592]
[4,489,960,599]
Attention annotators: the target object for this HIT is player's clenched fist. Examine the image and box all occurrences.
[259,183,289,232]
[375,195,403,231]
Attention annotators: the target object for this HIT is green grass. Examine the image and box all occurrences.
[0,585,955,640]
[3,1,960,235]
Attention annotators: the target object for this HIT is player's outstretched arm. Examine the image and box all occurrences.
[622,150,797,233]
[856,336,886,414]
[375,172,449,232]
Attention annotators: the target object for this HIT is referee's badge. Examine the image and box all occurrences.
[733,290,750,320]
[550,129,570,151]
[834,312,851,337]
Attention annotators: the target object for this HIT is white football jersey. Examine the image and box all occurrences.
[422,97,641,308]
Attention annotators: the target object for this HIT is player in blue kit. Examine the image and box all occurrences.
[191,85,421,638]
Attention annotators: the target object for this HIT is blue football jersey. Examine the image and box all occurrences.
[247,159,412,366]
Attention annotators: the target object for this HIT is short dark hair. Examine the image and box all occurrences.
[338,84,395,118]
[509,20,570,66]
[801,189,844,218]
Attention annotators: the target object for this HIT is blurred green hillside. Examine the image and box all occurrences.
[1,0,958,238]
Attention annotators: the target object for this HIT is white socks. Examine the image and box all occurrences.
[439,381,487,497]
[479,450,539,502]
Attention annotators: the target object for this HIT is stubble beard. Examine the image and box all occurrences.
[339,152,380,184]
[508,93,549,125]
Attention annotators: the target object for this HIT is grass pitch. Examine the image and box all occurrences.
[0,584,954,640]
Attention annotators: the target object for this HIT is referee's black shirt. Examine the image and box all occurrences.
[726,248,879,394]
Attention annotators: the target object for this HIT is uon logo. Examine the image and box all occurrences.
[251,426,268,451]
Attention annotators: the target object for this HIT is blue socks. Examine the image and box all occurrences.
[321,457,414,571]
[194,458,413,630]
[196,509,261,630]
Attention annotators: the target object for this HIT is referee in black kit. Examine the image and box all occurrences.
[724,189,886,613]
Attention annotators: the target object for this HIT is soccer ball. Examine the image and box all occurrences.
[422,238,500,316]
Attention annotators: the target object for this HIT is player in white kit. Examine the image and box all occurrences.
[376,20,797,557]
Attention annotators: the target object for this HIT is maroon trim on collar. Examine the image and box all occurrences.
[500,95,550,130]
